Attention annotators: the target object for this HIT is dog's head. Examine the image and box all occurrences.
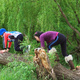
[34,48,46,58]
[34,48,45,54]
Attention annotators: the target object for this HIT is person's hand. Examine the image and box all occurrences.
[0,49,9,54]
[0,50,6,53]
[0,50,3,53]
[6,49,9,52]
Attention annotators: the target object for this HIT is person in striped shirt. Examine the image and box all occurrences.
[0,28,23,53]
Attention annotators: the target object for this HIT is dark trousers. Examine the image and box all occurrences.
[48,33,68,57]
[14,34,23,51]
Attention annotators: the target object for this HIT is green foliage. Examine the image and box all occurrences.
[20,35,40,55]
[0,61,37,80]
[0,1,80,79]
[0,0,80,43]
[47,52,57,67]
[20,35,30,53]
[0,0,80,33]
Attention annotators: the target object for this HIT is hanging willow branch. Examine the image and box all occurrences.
[54,0,80,36]
[67,1,80,24]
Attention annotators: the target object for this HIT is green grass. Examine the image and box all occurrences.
[0,39,79,80]
[0,61,37,80]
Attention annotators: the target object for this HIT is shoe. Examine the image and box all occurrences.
[25,45,31,53]
[65,55,75,70]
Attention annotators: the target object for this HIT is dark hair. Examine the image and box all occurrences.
[34,31,43,43]
[34,31,43,37]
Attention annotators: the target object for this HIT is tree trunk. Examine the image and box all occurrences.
[54,63,80,80]
[1,51,80,80]
[35,62,80,80]
[0,52,27,65]
[33,48,80,80]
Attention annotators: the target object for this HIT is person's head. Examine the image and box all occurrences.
[0,28,6,37]
[34,31,43,43]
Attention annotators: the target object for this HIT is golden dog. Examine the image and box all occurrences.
[33,48,50,70]
[33,48,57,80]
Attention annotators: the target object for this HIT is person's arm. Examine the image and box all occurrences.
[0,33,12,53]
[3,33,12,49]
[5,35,12,52]
[40,36,45,49]
[8,42,12,49]
[0,48,9,53]
[3,33,8,49]
[5,48,9,52]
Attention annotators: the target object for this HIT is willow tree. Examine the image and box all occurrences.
[54,0,80,63]
[0,0,80,61]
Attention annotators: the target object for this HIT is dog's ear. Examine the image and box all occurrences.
[34,48,38,51]
[34,48,38,53]
[37,48,41,52]
[34,48,41,58]
[34,48,37,56]
[39,48,45,54]
[41,49,45,53]
[38,48,41,52]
